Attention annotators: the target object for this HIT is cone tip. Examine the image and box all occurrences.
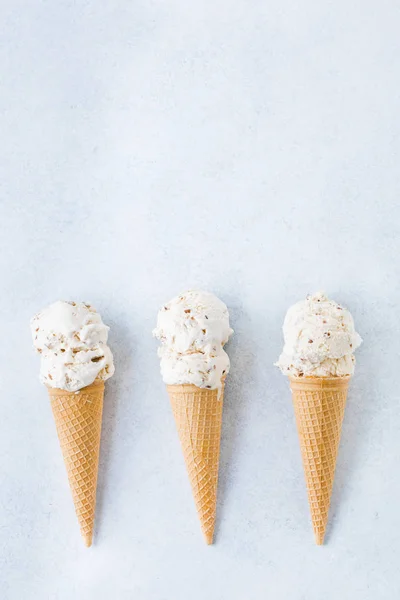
[83,533,93,548]
[315,531,325,546]
[204,530,214,545]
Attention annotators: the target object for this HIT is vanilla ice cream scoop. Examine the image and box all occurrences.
[276,291,362,377]
[31,301,115,392]
[153,290,233,390]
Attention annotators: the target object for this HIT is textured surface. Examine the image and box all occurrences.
[2,0,400,598]
[290,377,349,544]
[49,383,104,546]
[167,384,223,544]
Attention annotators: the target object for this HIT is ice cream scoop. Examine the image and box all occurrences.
[153,289,233,391]
[31,300,114,392]
[276,291,362,378]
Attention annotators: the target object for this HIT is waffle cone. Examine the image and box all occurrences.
[289,376,350,544]
[48,381,104,547]
[167,384,224,544]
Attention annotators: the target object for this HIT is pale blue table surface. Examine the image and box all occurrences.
[1,1,399,598]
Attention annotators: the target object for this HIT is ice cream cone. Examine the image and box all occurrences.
[289,376,350,545]
[48,381,105,547]
[167,383,224,544]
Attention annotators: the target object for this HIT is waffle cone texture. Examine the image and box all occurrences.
[48,381,104,547]
[289,376,350,545]
[167,384,224,544]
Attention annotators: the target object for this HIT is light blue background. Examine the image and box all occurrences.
[1,1,399,598]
